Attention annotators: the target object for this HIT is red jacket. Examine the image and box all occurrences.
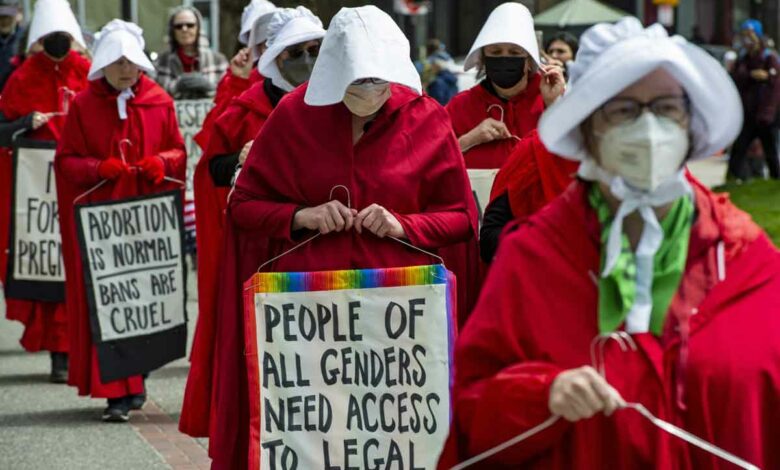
[208,84,475,470]
[489,130,579,218]
[193,68,262,151]
[446,73,544,169]
[54,75,186,398]
[444,177,780,469]
[180,78,274,437]
[0,50,89,352]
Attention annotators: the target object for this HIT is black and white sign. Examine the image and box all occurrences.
[76,190,187,382]
[5,139,64,302]
[175,99,213,198]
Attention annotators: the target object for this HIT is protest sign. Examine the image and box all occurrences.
[467,168,499,226]
[5,139,64,302]
[175,99,213,198]
[75,190,187,382]
[245,264,455,470]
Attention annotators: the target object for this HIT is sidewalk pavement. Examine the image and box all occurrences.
[0,271,210,470]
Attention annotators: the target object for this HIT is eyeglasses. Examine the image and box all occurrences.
[600,95,690,125]
[351,78,389,86]
[285,43,320,59]
[173,23,197,31]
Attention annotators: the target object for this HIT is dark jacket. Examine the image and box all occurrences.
[732,48,780,124]
[0,24,24,92]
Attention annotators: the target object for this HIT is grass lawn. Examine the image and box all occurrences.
[713,179,780,247]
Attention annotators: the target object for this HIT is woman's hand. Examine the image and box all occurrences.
[540,64,566,107]
[230,48,253,79]
[355,204,405,239]
[31,111,50,130]
[293,200,357,234]
[548,366,625,422]
[239,140,254,165]
[459,118,511,152]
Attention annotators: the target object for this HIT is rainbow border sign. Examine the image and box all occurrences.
[244,264,456,470]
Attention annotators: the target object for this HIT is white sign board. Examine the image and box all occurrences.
[254,282,451,469]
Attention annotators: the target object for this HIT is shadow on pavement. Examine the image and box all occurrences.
[0,373,50,386]
[0,407,105,428]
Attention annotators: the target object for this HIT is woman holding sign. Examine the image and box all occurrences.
[443,2,566,321]
[55,20,186,422]
[447,18,780,469]
[182,6,325,438]
[0,0,89,382]
[206,6,475,469]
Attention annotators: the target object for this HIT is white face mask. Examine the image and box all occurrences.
[343,83,391,117]
[597,112,690,192]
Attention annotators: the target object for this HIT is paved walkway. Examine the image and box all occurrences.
[0,272,210,470]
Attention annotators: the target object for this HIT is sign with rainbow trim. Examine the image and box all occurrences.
[244,264,455,470]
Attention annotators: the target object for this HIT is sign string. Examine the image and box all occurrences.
[73,140,185,204]
[247,185,446,289]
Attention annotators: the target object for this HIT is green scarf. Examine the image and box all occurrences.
[588,184,695,336]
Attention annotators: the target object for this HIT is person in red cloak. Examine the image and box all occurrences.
[192,4,277,152]
[442,3,565,322]
[180,6,325,438]
[0,18,89,382]
[54,20,185,422]
[446,2,564,169]
[444,18,779,469]
[479,130,579,262]
[207,6,475,469]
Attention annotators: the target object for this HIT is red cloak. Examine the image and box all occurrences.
[443,177,780,469]
[193,68,262,151]
[180,78,274,437]
[54,75,186,398]
[208,84,475,470]
[0,50,89,353]
[489,129,580,218]
[442,75,544,324]
[446,73,544,169]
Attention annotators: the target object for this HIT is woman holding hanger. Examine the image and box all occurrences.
[446,17,780,469]
[446,2,564,168]
[0,0,89,383]
[55,19,185,422]
[442,2,566,321]
[209,6,475,469]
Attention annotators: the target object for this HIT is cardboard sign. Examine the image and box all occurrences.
[174,99,214,198]
[245,264,455,470]
[75,190,188,382]
[467,168,499,226]
[5,139,64,302]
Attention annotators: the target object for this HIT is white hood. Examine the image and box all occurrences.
[88,19,154,81]
[463,2,541,72]
[26,0,86,52]
[538,17,743,162]
[304,5,421,106]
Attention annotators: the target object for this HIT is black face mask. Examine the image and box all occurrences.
[42,33,71,59]
[485,56,527,89]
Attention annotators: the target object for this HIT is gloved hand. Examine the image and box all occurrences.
[137,156,165,184]
[174,73,214,99]
[98,158,129,180]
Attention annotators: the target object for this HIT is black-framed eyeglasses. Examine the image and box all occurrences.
[173,22,197,30]
[351,78,389,86]
[600,95,690,125]
[285,41,321,59]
